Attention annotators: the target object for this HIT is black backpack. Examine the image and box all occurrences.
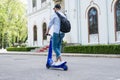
[56,12,71,33]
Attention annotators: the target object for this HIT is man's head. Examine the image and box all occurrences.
[53,4,61,12]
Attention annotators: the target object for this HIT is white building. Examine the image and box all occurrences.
[27,0,120,47]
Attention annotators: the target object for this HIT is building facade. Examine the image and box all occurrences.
[27,0,120,47]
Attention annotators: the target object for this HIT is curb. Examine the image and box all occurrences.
[0,52,45,56]
[62,53,120,58]
[0,52,120,58]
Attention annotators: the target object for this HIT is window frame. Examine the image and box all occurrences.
[41,0,46,3]
[114,0,120,41]
[42,23,47,40]
[88,7,99,43]
[33,25,37,41]
[32,0,37,8]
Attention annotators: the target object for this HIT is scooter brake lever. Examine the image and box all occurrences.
[46,34,51,36]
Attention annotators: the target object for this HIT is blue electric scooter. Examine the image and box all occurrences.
[46,34,68,71]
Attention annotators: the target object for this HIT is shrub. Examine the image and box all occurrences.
[63,45,120,54]
[6,47,38,52]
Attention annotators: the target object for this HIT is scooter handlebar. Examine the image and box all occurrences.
[46,34,51,36]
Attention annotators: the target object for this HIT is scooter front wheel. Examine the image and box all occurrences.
[63,65,68,71]
[46,64,50,69]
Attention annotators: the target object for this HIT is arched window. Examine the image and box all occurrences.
[115,0,120,40]
[42,23,47,40]
[32,0,37,8]
[88,7,98,34]
[41,0,46,3]
[88,7,99,43]
[33,25,37,41]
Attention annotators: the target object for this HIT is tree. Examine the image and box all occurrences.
[0,0,27,48]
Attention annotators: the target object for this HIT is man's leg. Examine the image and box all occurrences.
[52,33,61,62]
[56,33,65,62]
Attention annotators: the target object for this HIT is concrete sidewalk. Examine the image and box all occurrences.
[0,49,120,58]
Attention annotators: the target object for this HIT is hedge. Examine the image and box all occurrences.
[63,45,120,54]
[6,47,38,52]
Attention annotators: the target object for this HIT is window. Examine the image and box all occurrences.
[41,0,46,3]
[88,7,98,34]
[42,23,47,40]
[115,0,120,31]
[33,25,37,41]
[32,0,37,8]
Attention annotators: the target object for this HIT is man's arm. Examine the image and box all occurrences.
[46,14,55,35]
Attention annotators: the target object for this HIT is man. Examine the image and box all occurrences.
[46,4,66,63]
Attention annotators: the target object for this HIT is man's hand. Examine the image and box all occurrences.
[45,27,50,35]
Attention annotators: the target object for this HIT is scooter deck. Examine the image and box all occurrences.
[46,60,68,71]
[51,61,67,67]
[48,61,68,71]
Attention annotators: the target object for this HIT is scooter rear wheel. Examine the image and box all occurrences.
[63,65,68,71]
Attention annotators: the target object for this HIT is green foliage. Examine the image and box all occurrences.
[61,41,67,53]
[64,45,120,54]
[0,0,27,48]
[6,47,38,52]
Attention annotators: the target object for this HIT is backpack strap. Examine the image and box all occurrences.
[55,12,62,38]
[55,12,61,19]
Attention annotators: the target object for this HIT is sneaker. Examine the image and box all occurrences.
[52,61,65,66]
[51,62,56,65]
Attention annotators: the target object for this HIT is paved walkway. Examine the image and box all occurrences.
[1,55,120,80]
[0,49,120,58]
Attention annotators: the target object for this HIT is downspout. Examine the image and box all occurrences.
[106,0,109,44]
[77,0,82,44]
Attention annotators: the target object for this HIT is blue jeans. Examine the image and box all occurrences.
[52,33,65,59]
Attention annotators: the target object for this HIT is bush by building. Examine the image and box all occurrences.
[6,47,38,52]
[63,45,120,54]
